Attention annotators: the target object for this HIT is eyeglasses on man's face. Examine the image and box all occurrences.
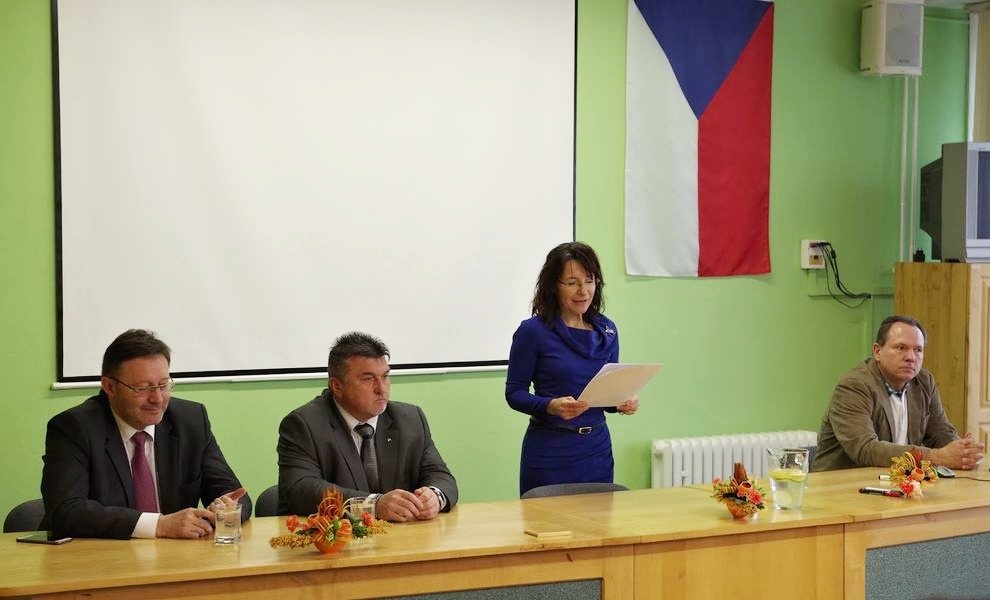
[110,377,175,395]
[558,278,597,291]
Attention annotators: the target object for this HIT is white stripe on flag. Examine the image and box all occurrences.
[624,0,699,277]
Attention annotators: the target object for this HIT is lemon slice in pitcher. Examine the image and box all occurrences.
[770,468,806,482]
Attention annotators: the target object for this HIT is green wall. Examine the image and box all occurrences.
[0,0,969,520]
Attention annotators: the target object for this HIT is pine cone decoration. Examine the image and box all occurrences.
[732,462,749,485]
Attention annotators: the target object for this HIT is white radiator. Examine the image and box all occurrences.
[651,430,818,488]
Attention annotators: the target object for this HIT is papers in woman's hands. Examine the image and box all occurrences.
[577,363,661,407]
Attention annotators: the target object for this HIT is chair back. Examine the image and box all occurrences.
[254,485,280,517]
[521,482,628,499]
[3,499,45,533]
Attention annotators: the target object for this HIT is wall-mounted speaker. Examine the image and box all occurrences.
[860,0,924,76]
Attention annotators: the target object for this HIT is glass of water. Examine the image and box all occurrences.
[214,503,242,545]
[344,496,376,549]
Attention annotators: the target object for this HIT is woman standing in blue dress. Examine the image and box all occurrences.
[505,242,639,496]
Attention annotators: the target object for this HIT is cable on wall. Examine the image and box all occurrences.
[816,242,872,308]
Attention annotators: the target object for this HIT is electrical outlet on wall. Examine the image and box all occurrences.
[801,240,826,269]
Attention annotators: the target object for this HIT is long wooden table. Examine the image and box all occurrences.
[3,468,989,599]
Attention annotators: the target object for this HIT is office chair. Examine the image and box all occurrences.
[254,485,280,517]
[521,482,628,499]
[3,498,45,533]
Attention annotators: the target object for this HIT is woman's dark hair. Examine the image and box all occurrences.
[101,329,172,377]
[531,241,605,324]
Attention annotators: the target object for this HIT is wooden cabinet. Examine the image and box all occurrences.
[894,262,990,447]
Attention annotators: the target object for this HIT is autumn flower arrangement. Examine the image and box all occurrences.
[712,462,766,519]
[269,487,390,553]
[888,449,938,498]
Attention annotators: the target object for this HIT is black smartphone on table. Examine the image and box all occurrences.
[16,532,72,545]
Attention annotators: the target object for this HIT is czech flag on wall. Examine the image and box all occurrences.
[624,0,773,277]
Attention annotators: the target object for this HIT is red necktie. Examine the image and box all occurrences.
[131,431,158,512]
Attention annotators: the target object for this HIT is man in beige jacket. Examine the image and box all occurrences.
[813,315,984,471]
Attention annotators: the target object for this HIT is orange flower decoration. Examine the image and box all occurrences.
[712,462,767,516]
[269,487,390,553]
[888,451,938,498]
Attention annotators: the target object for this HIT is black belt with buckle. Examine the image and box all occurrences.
[529,418,605,436]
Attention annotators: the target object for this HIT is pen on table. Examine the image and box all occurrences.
[859,486,904,497]
[878,474,891,481]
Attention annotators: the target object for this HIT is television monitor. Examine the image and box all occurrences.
[921,142,990,263]
[919,156,942,260]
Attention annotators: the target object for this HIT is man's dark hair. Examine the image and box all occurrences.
[532,241,605,324]
[875,315,927,345]
[101,329,172,376]
[327,332,390,380]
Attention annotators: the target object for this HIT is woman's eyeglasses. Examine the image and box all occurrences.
[558,278,597,290]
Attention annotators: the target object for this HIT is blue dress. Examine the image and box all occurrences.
[505,314,620,495]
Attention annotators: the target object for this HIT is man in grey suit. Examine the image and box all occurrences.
[813,315,984,471]
[41,329,250,539]
[277,332,457,521]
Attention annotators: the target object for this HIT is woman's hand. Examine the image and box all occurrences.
[547,396,589,420]
[616,396,639,415]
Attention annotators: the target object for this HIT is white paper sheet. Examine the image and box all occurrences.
[577,363,661,407]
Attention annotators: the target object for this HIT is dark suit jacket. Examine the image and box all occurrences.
[813,358,959,471]
[277,390,458,516]
[40,392,250,539]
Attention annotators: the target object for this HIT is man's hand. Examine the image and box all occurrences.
[548,396,588,420]
[210,487,246,514]
[413,487,440,520]
[930,433,986,470]
[374,489,425,522]
[155,508,215,539]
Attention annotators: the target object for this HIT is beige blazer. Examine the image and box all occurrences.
[812,358,958,471]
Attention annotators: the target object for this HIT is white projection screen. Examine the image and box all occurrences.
[55,0,575,381]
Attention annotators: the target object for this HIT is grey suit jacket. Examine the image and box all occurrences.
[812,358,959,471]
[277,390,458,516]
[40,392,250,539]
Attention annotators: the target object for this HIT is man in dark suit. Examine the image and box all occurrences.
[41,329,251,539]
[277,332,457,521]
[813,315,984,471]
